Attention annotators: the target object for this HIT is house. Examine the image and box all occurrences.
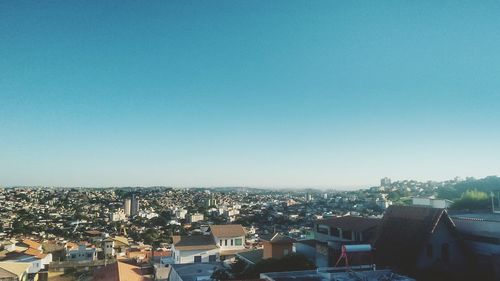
[170,224,247,264]
[1,251,52,276]
[236,233,295,266]
[314,216,380,244]
[66,244,97,261]
[103,238,115,259]
[171,235,219,264]
[374,205,469,278]
[188,213,204,223]
[112,236,130,256]
[261,233,295,260]
[0,262,30,281]
[295,216,380,267]
[1,239,52,280]
[210,224,246,259]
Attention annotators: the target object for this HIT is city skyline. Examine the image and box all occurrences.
[2,0,500,188]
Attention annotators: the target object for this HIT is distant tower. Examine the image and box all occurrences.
[380,177,391,187]
[131,194,139,216]
[124,198,132,216]
[306,192,313,202]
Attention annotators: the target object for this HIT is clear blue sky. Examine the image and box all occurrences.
[1,0,500,188]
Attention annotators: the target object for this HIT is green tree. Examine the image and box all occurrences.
[211,268,230,281]
[451,189,490,210]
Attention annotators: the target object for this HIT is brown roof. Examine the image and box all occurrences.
[210,224,246,238]
[316,216,381,232]
[23,248,47,259]
[85,230,102,236]
[172,235,218,251]
[21,239,41,249]
[374,205,458,271]
[92,260,152,281]
[65,242,79,250]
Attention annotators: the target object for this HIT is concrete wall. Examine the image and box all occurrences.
[295,242,316,263]
[262,242,292,259]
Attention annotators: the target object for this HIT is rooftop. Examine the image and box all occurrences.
[450,212,500,222]
[261,268,415,281]
[260,233,296,244]
[236,249,263,265]
[92,260,152,281]
[316,216,380,232]
[172,235,218,251]
[0,262,31,279]
[170,262,223,281]
[210,224,246,238]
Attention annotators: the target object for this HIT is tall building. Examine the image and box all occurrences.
[380,177,391,187]
[123,195,139,217]
[124,198,132,216]
[131,194,139,216]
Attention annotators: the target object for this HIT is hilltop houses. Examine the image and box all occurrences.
[171,224,247,264]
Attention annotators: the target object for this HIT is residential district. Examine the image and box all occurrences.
[0,177,499,281]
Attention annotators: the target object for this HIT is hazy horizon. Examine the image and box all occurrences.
[2,1,500,187]
[2,174,498,190]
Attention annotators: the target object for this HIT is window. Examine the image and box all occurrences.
[342,229,352,240]
[316,225,328,235]
[231,239,233,246]
[220,239,223,246]
[330,227,340,237]
[225,239,228,246]
[194,256,202,263]
[354,232,362,241]
[426,244,433,258]
[441,243,449,262]
[284,249,289,256]
[235,238,242,246]
[209,255,217,262]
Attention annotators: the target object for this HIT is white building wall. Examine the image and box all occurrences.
[213,236,245,251]
[172,248,220,264]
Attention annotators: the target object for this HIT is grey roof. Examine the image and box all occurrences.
[170,262,223,281]
[295,239,316,247]
[172,235,218,251]
[316,216,380,232]
[260,233,296,244]
[236,249,263,265]
[261,269,415,281]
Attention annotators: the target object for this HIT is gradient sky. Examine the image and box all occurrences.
[1,0,500,188]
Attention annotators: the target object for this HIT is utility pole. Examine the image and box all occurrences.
[492,192,495,213]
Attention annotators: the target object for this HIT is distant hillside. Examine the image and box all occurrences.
[438,176,500,200]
